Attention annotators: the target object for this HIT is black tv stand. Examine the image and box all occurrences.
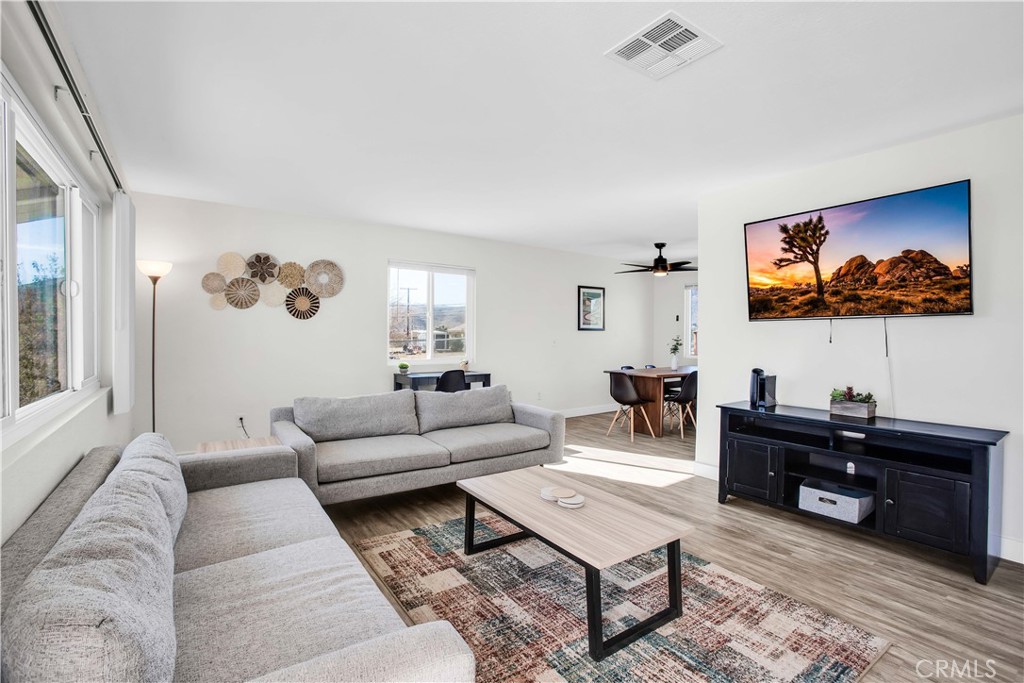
[717,402,1007,584]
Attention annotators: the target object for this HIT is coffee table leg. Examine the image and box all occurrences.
[585,566,605,660]
[585,540,683,661]
[463,495,530,555]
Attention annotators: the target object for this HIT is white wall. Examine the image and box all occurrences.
[695,115,1023,561]
[651,272,698,367]
[132,193,654,451]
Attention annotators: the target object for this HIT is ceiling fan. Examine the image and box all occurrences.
[616,243,697,277]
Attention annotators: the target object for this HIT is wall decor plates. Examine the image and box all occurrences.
[259,281,288,308]
[202,272,227,294]
[305,259,344,298]
[285,286,320,320]
[209,293,227,310]
[217,252,247,279]
[278,261,305,289]
[247,252,280,284]
[224,277,261,309]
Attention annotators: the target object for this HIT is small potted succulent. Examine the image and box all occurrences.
[829,386,876,419]
[397,362,410,375]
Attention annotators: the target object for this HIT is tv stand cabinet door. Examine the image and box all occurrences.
[725,439,779,502]
[883,469,970,554]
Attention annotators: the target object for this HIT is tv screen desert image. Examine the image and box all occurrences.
[744,180,972,320]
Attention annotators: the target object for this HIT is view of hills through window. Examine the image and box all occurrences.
[16,142,67,407]
[388,265,470,362]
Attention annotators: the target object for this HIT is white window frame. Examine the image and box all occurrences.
[1,69,101,445]
[685,284,698,358]
[386,260,476,365]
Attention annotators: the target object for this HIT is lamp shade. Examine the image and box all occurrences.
[137,260,173,278]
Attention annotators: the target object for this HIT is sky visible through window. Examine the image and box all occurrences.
[17,218,65,284]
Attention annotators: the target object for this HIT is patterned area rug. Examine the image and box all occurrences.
[355,515,890,683]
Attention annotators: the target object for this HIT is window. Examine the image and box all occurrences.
[387,261,474,363]
[2,72,100,433]
[686,284,698,357]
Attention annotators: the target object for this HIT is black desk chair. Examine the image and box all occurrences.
[436,369,468,392]
[606,373,655,442]
[665,371,698,439]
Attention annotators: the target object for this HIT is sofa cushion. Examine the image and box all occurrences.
[415,384,514,434]
[423,423,551,464]
[0,445,122,616]
[294,390,419,442]
[173,536,407,682]
[1,470,177,683]
[316,435,450,483]
[114,432,188,540]
[174,478,338,573]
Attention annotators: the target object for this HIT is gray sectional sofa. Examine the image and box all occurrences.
[272,385,565,505]
[0,434,474,682]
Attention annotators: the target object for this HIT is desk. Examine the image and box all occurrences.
[196,436,282,453]
[394,371,492,391]
[604,366,696,437]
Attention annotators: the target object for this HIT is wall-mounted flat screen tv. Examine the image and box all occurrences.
[744,180,972,321]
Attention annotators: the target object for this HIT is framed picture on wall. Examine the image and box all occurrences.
[578,286,605,331]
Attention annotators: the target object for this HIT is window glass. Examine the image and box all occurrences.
[388,263,472,362]
[687,285,699,357]
[15,142,67,407]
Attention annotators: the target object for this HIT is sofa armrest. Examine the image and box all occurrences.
[512,402,565,454]
[270,420,318,492]
[179,447,297,492]
[249,621,474,683]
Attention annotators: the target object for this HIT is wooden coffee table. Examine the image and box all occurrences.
[457,466,693,661]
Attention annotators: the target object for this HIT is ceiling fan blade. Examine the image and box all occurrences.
[668,260,692,267]
[669,264,698,272]
[615,268,653,274]
[620,263,651,269]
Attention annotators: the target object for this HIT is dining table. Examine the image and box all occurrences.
[604,366,697,438]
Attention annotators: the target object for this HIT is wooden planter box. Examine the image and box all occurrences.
[829,400,876,419]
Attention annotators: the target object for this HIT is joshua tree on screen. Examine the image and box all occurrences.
[772,213,830,298]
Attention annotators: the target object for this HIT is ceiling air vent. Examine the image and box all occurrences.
[606,12,723,80]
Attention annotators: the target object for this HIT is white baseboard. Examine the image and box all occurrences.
[994,535,1023,564]
[560,404,618,418]
[693,462,719,481]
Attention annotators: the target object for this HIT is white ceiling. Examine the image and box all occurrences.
[56,2,1022,263]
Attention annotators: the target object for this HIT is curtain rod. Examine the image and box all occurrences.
[26,0,123,190]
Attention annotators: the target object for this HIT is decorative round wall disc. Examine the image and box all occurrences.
[217,252,247,279]
[247,252,280,284]
[277,261,306,289]
[202,272,227,294]
[259,281,288,307]
[285,286,320,320]
[224,277,260,309]
[305,259,344,298]
[209,293,227,310]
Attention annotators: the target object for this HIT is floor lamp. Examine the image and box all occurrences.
[137,260,173,433]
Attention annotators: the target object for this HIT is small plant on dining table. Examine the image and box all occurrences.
[669,336,683,355]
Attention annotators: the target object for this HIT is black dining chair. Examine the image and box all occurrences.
[665,371,698,439]
[606,373,655,442]
[436,369,468,392]
[620,365,635,370]
[644,364,657,369]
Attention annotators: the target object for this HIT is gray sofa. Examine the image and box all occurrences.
[0,434,474,682]
[272,385,565,506]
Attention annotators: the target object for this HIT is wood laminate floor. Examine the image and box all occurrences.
[325,412,1024,682]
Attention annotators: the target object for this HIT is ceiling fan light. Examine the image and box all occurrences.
[653,270,667,277]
